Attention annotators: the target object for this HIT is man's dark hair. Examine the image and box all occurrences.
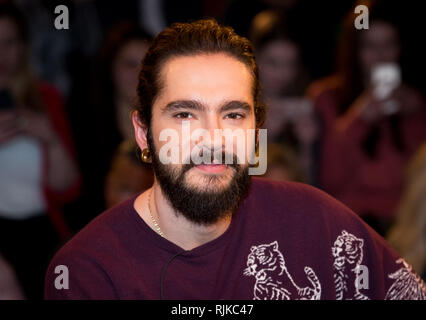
[136,18,265,129]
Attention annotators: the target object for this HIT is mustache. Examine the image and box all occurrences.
[182,149,241,173]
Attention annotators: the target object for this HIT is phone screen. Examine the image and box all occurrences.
[371,63,401,100]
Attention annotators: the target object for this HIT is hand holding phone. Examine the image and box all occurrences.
[371,63,401,115]
[371,63,401,100]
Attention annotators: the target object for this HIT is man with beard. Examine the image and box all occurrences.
[45,19,425,300]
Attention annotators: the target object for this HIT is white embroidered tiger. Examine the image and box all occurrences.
[244,241,321,300]
[332,230,369,300]
[385,259,426,300]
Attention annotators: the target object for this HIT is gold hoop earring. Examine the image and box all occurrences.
[141,148,152,163]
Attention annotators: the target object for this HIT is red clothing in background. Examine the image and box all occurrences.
[309,77,426,221]
[38,82,81,239]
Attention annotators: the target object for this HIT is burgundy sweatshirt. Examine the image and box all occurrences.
[44,178,426,300]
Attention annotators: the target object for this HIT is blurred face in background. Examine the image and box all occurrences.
[105,155,154,208]
[358,21,400,79]
[112,40,149,102]
[0,17,24,88]
[257,39,300,97]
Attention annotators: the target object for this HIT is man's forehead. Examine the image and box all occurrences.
[161,52,251,74]
[155,53,254,107]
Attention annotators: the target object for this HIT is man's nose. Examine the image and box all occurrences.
[195,113,226,151]
[202,113,224,139]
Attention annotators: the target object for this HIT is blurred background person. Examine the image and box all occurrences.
[387,144,426,280]
[64,22,152,230]
[224,0,355,81]
[0,3,80,299]
[94,23,151,146]
[104,140,154,209]
[14,0,74,97]
[93,23,151,206]
[308,0,426,235]
[250,10,319,184]
[261,143,307,183]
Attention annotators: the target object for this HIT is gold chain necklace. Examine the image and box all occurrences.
[148,189,164,237]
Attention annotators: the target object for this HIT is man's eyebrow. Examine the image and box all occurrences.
[161,100,205,114]
[161,100,252,114]
[219,100,252,114]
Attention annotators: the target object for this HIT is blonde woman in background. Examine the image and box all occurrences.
[387,144,426,280]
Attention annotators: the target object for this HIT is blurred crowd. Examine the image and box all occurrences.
[0,0,425,299]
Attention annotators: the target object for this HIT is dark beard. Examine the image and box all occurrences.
[148,131,251,226]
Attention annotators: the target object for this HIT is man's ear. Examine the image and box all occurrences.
[132,110,149,150]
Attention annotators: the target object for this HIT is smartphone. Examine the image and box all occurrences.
[371,63,401,100]
[0,89,15,111]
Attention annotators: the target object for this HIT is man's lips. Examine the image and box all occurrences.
[195,164,227,173]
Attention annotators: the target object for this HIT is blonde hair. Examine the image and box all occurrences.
[387,144,426,275]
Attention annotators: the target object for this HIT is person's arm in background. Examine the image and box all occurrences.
[336,89,384,137]
[310,89,362,195]
[0,84,81,196]
[20,83,81,239]
[25,83,81,198]
[0,254,25,300]
[20,109,79,193]
[337,84,426,136]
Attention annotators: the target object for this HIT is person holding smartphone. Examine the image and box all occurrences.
[250,11,319,185]
[0,3,80,299]
[308,1,426,236]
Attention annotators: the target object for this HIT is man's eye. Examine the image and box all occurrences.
[174,112,193,119]
[225,113,244,120]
